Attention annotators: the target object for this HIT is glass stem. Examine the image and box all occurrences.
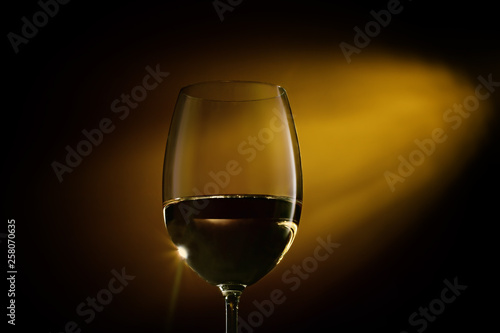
[219,284,245,333]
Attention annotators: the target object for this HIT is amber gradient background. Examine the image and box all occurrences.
[4,0,499,332]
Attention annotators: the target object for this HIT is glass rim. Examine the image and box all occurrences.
[179,80,287,102]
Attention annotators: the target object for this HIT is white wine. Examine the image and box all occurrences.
[163,195,301,286]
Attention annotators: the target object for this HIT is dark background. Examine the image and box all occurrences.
[4,0,499,332]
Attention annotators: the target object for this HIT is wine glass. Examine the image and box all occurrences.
[162,80,303,332]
